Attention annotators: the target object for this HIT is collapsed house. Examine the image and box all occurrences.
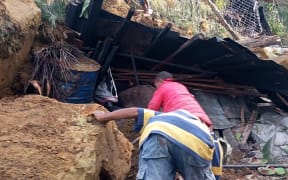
[63,0,288,165]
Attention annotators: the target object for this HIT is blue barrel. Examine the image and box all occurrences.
[57,57,100,104]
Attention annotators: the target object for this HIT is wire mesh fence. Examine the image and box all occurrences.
[149,0,288,39]
[223,0,262,36]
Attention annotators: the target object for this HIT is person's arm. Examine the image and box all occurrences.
[91,107,138,123]
[147,88,163,111]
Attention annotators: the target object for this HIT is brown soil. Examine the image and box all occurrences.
[0,95,133,179]
[102,0,191,37]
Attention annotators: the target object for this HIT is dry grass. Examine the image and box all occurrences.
[150,0,231,38]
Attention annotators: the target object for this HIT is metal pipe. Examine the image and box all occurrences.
[113,7,135,43]
[130,54,140,86]
[144,23,172,56]
[223,164,288,168]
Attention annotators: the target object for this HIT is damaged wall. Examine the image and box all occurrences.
[0,0,41,97]
[0,95,133,179]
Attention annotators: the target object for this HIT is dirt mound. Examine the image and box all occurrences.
[0,95,133,180]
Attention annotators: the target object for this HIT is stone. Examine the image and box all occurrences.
[118,85,155,108]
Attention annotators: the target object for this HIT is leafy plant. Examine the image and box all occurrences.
[262,137,273,162]
[35,0,67,28]
[260,1,288,38]
[150,0,220,36]
[215,0,226,10]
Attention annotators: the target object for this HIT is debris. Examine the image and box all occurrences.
[131,137,140,145]
[257,167,287,176]
[27,44,81,98]
[239,35,282,49]
[241,110,258,145]
[26,44,100,103]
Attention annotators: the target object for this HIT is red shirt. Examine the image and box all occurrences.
[148,80,213,127]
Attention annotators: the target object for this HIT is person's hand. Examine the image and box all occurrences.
[87,110,105,123]
[93,110,105,120]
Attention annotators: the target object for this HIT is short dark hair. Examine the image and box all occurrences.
[155,71,173,81]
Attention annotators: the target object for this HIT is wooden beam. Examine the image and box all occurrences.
[241,110,258,145]
[152,33,205,71]
[238,35,281,49]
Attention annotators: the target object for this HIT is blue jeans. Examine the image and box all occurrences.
[137,134,216,180]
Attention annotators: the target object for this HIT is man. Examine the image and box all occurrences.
[89,107,217,180]
[148,71,213,129]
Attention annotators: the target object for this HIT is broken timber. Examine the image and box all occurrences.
[239,35,281,49]
[240,110,258,145]
[117,53,215,74]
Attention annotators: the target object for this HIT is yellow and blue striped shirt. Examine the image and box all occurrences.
[134,108,215,164]
[212,134,223,180]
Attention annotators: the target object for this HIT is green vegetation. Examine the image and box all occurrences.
[262,137,272,162]
[33,0,288,42]
[35,0,67,28]
[261,2,288,36]
[260,1,288,44]
[149,0,287,40]
[215,0,226,10]
[150,0,229,37]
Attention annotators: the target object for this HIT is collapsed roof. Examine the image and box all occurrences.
[65,0,288,111]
